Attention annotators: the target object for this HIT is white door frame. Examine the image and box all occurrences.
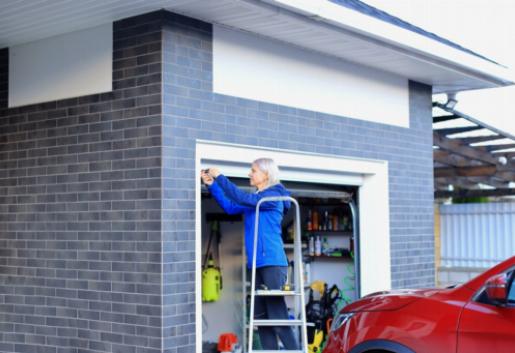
[194,140,391,351]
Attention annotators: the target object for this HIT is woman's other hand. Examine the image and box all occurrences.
[208,167,220,178]
[201,170,214,185]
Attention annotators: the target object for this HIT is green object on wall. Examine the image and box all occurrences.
[202,257,222,302]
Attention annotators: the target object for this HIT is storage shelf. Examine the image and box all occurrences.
[297,199,352,206]
[304,230,352,235]
[308,254,352,260]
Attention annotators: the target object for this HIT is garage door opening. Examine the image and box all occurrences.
[200,177,359,352]
[195,140,391,353]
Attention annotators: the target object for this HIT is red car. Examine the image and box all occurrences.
[324,256,515,353]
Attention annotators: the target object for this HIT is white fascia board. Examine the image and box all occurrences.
[262,0,515,87]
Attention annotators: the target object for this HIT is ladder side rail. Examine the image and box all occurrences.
[248,198,261,353]
[242,235,247,352]
[291,197,308,353]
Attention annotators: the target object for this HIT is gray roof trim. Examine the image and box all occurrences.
[330,0,501,66]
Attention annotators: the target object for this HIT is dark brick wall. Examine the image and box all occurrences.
[0,12,163,353]
[161,13,212,353]
[161,12,433,353]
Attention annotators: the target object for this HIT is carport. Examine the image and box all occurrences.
[433,101,515,199]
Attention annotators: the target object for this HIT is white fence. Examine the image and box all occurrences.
[439,202,515,269]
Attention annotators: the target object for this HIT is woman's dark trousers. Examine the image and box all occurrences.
[253,266,299,350]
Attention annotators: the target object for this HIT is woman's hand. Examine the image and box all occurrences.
[201,170,214,186]
[208,168,221,178]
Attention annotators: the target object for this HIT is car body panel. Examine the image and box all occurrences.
[324,256,515,353]
[457,297,515,353]
[325,289,469,353]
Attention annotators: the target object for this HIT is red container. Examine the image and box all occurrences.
[217,332,238,352]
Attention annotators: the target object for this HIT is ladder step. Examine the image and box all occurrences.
[254,351,304,353]
[253,319,303,326]
[254,290,300,296]
[245,322,315,329]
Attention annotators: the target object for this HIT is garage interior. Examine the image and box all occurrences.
[200,178,360,352]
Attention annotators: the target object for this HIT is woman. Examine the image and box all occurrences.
[200,158,299,350]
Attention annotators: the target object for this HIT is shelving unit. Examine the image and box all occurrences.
[289,197,359,302]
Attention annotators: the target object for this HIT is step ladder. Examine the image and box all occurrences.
[248,196,308,353]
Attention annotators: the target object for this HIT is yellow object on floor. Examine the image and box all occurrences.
[308,329,324,353]
[310,280,326,297]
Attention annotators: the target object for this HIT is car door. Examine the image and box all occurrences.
[457,270,515,353]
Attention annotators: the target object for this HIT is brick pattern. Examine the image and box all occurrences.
[0,12,163,353]
[161,13,433,352]
[161,13,212,353]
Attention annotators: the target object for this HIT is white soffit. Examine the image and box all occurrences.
[0,0,513,93]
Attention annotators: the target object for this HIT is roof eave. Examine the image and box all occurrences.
[1,0,513,94]
[260,0,515,92]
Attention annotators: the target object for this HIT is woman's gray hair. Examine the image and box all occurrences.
[253,158,280,187]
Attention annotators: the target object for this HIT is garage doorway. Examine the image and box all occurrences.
[195,140,390,352]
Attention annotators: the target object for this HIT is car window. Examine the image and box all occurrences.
[508,270,515,304]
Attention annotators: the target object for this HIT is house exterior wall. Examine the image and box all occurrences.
[1,10,434,353]
[0,12,164,353]
[161,12,434,353]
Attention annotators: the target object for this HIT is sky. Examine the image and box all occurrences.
[362,0,515,137]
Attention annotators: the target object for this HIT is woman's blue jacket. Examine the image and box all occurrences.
[208,174,291,268]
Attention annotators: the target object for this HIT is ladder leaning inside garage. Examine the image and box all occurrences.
[247,196,308,353]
